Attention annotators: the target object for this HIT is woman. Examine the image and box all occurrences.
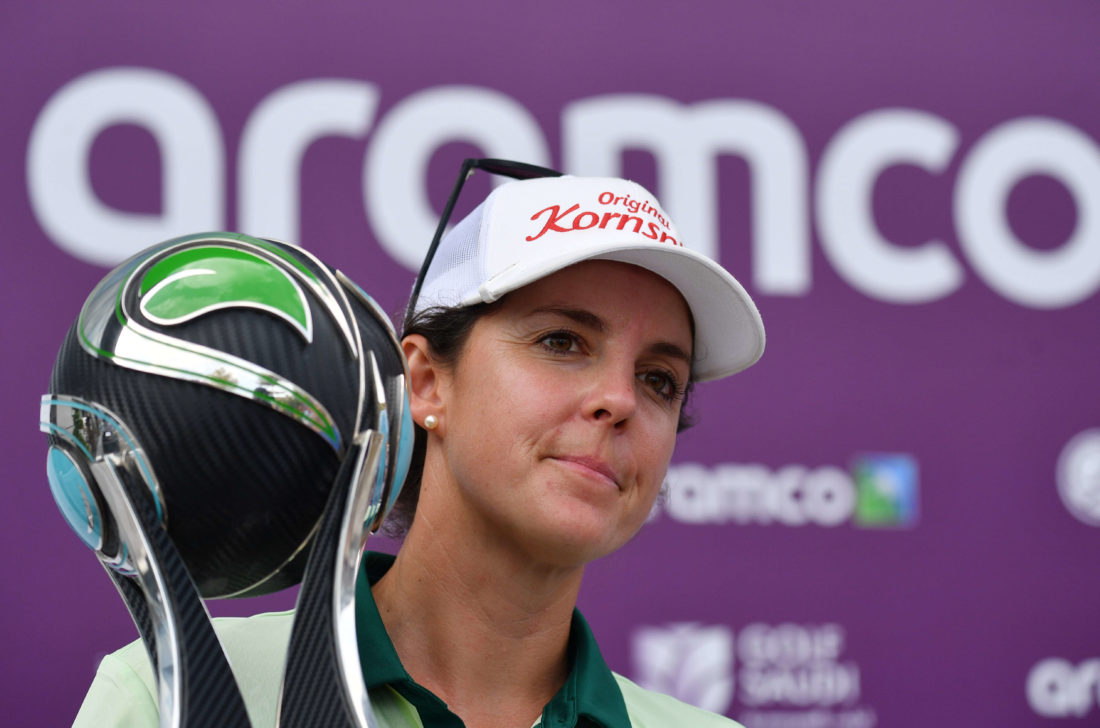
[74,168,764,727]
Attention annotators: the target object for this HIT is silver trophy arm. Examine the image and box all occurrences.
[92,457,253,727]
[277,353,389,727]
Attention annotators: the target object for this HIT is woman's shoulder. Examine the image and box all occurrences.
[612,672,745,728]
[74,610,296,728]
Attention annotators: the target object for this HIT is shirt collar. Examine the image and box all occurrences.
[355,552,632,728]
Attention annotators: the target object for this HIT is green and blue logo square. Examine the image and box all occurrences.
[852,453,919,528]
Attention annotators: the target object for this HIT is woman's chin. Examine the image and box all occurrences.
[510,505,638,570]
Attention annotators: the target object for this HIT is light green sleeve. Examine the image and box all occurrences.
[73,642,159,727]
[72,611,295,727]
[614,673,745,728]
[70,611,421,727]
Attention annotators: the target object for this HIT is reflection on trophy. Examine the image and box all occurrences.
[40,232,413,727]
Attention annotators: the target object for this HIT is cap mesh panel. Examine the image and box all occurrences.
[416,199,488,312]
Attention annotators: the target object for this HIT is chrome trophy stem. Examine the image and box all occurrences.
[92,457,252,727]
[276,428,385,727]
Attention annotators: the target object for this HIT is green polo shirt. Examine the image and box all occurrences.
[75,552,739,727]
[355,552,630,727]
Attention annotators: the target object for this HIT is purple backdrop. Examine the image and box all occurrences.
[4,2,1099,726]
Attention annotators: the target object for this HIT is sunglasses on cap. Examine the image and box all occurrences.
[408,157,563,315]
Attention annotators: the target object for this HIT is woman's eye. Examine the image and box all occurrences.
[641,369,682,401]
[539,331,579,353]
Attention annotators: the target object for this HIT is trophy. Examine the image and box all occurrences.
[40,232,413,727]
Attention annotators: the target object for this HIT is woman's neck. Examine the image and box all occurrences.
[372,502,584,728]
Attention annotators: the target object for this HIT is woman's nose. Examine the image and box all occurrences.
[585,362,638,427]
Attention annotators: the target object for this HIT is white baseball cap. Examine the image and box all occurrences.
[410,175,765,381]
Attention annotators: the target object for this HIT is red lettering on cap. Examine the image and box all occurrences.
[526,204,581,241]
[596,189,671,230]
[525,198,682,246]
[574,211,599,230]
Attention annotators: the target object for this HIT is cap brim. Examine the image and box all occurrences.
[474,244,765,382]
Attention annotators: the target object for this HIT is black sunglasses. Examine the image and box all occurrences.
[407,158,564,315]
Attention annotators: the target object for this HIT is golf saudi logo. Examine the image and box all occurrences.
[632,623,735,714]
[632,622,878,728]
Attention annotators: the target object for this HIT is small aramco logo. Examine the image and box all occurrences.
[851,453,919,528]
[1027,657,1100,718]
[658,453,919,529]
[632,623,735,715]
[1057,429,1100,527]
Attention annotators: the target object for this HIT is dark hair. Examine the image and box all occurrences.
[379,303,696,538]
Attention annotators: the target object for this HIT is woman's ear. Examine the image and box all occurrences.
[402,334,445,431]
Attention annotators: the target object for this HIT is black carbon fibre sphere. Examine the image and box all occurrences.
[46,233,397,598]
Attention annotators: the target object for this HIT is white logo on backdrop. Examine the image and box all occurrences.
[660,463,855,527]
[1057,429,1100,527]
[657,455,919,529]
[26,68,1100,310]
[632,622,876,728]
[632,623,735,715]
[1027,658,1100,718]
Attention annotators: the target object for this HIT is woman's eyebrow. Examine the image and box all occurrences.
[528,306,605,331]
[650,341,692,367]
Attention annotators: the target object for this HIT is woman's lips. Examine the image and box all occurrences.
[552,455,620,489]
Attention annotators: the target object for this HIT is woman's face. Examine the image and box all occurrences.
[423,260,693,568]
